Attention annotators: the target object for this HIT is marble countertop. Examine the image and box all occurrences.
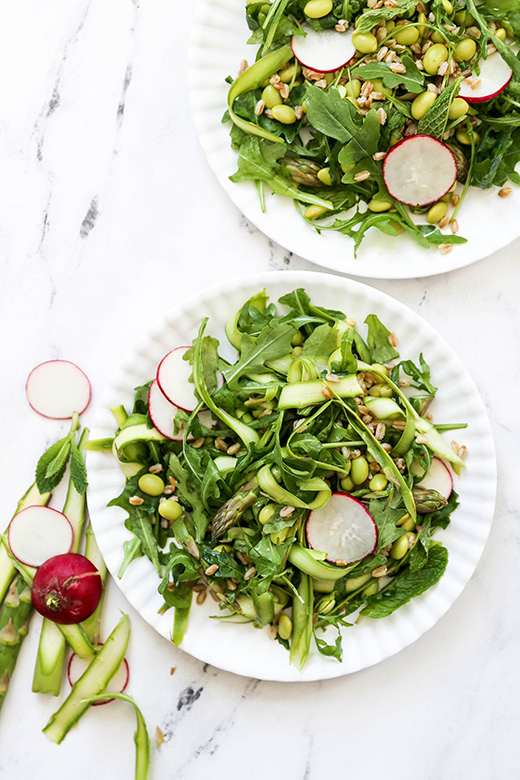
[1,1,519,778]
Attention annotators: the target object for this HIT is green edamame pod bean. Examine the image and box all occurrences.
[278,614,293,640]
[423,44,449,75]
[259,503,276,525]
[304,0,332,19]
[304,202,332,219]
[138,473,165,496]
[495,27,507,42]
[369,473,388,492]
[455,37,477,61]
[390,534,409,560]
[393,23,419,45]
[261,84,282,108]
[427,201,448,224]
[317,167,332,186]
[345,78,361,99]
[271,104,296,124]
[345,573,372,592]
[411,90,437,120]
[361,581,379,598]
[442,0,453,14]
[368,199,392,213]
[340,476,355,492]
[448,97,469,120]
[352,31,378,53]
[158,499,183,521]
[279,63,300,83]
[351,456,369,485]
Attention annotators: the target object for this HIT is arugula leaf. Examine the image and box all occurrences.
[361,544,448,618]
[168,454,210,541]
[398,354,437,395]
[352,55,425,94]
[222,319,297,389]
[355,0,417,32]
[306,85,378,152]
[123,509,162,577]
[314,630,343,661]
[365,314,400,363]
[369,500,408,549]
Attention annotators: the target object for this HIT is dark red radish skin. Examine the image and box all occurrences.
[156,347,198,412]
[32,553,103,625]
[8,506,74,568]
[416,456,453,499]
[383,134,457,207]
[306,492,378,566]
[25,360,91,420]
[67,649,129,705]
[291,26,356,73]
[458,53,513,104]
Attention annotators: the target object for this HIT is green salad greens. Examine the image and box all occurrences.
[223,0,520,255]
[102,289,467,669]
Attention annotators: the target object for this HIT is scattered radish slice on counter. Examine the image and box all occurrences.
[306,492,378,565]
[383,134,457,207]
[413,456,453,499]
[291,25,356,73]
[458,53,513,103]
[25,360,91,419]
[156,347,198,412]
[67,649,129,704]
[31,552,103,624]
[8,506,74,567]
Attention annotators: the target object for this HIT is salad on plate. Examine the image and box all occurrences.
[223,0,520,254]
[99,288,468,669]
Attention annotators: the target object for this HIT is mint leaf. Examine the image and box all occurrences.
[417,80,460,140]
[36,436,71,493]
[70,440,88,495]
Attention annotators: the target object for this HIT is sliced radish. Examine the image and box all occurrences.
[458,52,513,103]
[156,347,198,412]
[148,380,215,440]
[383,134,457,207]
[291,25,356,73]
[306,492,378,566]
[67,648,129,705]
[26,360,91,419]
[8,506,73,567]
[413,456,453,499]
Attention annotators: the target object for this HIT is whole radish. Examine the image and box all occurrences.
[32,553,103,624]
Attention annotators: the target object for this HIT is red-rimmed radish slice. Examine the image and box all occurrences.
[306,492,378,566]
[383,134,457,207]
[148,379,191,440]
[148,380,215,440]
[67,648,129,704]
[8,506,74,567]
[291,25,356,73]
[458,53,512,103]
[156,347,197,412]
[414,456,453,499]
[26,360,91,419]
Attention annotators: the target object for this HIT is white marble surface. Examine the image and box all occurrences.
[0,1,519,778]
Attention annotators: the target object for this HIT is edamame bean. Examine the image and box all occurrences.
[270,527,290,544]
[345,573,372,592]
[304,0,332,19]
[368,199,392,212]
[369,473,388,492]
[393,23,419,45]
[352,31,378,53]
[271,104,296,124]
[448,97,469,120]
[401,517,416,532]
[292,345,303,357]
[423,43,449,75]
[456,128,479,145]
[411,90,437,120]
[427,201,448,224]
[158,499,183,521]
[278,614,293,640]
[442,0,453,14]
[304,203,331,219]
[430,30,446,44]
[291,331,303,346]
[279,63,300,83]
[261,84,282,108]
[390,534,409,560]
[455,37,477,61]
[138,473,165,496]
[345,78,361,99]
[495,27,507,42]
[371,78,392,97]
[316,596,335,615]
[368,382,394,397]
[417,12,427,36]
[340,475,355,492]
[351,456,369,485]
[259,503,276,525]
[317,167,332,186]
[361,581,379,597]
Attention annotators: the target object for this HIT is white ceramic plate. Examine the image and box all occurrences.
[187,0,520,279]
[87,270,496,681]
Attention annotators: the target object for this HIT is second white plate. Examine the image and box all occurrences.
[188,0,520,279]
